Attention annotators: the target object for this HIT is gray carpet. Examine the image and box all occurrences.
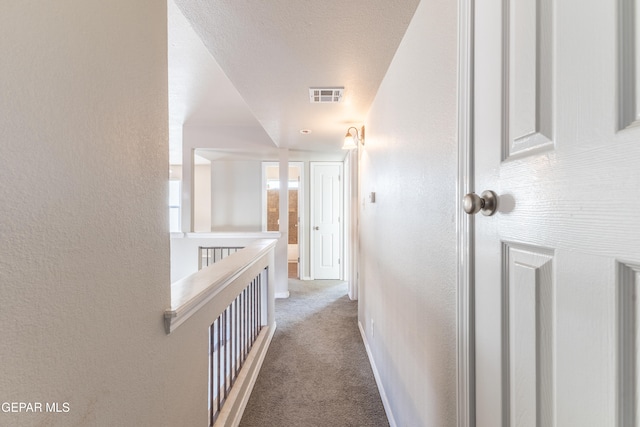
[239,279,390,427]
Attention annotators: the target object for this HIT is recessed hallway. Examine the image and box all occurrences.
[240,280,388,427]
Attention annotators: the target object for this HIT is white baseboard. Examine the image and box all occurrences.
[275,291,290,299]
[301,276,312,281]
[358,321,397,427]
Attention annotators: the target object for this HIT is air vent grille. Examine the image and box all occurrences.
[309,87,344,103]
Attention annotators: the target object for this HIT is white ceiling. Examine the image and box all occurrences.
[168,0,421,164]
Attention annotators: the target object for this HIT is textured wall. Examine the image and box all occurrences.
[0,2,192,425]
[359,0,458,425]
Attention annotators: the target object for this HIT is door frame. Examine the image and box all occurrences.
[309,161,344,280]
[291,162,304,279]
[457,1,475,426]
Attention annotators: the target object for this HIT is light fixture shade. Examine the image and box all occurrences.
[342,127,359,150]
[342,132,357,150]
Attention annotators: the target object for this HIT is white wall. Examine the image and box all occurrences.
[0,3,207,426]
[194,163,212,231]
[359,0,458,426]
[170,233,281,283]
[210,160,262,231]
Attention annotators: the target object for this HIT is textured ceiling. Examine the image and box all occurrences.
[168,0,273,164]
[170,0,420,163]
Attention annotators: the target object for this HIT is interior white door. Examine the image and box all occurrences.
[473,1,640,426]
[311,163,342,280]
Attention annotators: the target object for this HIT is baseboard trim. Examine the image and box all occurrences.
[215,323,277,427]
[358,321,397,427]
[275,291,290,299]
[301,276,313,281]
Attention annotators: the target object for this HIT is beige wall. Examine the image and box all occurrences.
[0,3,207,426]
[359,0,458,425]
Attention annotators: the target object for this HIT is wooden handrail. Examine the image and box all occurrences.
[164,239,277,334]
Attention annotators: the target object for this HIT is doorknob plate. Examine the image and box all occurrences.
[463,190,498,216]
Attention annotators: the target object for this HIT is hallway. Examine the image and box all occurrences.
[240,280,388,426]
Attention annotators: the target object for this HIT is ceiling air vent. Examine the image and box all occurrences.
[309,87,344,103]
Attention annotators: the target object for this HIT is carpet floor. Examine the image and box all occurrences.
[239,279,389,427]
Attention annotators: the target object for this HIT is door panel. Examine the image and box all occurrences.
[506,0,553,157]
[503,243,554,427]
[473,0,640,426]
[321,234,334,267]
[620,0,640,130]
[618,262,640,426]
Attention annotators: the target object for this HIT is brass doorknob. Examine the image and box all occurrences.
[463,190,498,216]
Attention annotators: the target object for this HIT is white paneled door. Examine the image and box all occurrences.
[472,1,640,426]
[311,163,342,280]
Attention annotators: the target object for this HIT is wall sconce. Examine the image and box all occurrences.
[342,125,365,150]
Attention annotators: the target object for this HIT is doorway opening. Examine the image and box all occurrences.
[262,162,303,278]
